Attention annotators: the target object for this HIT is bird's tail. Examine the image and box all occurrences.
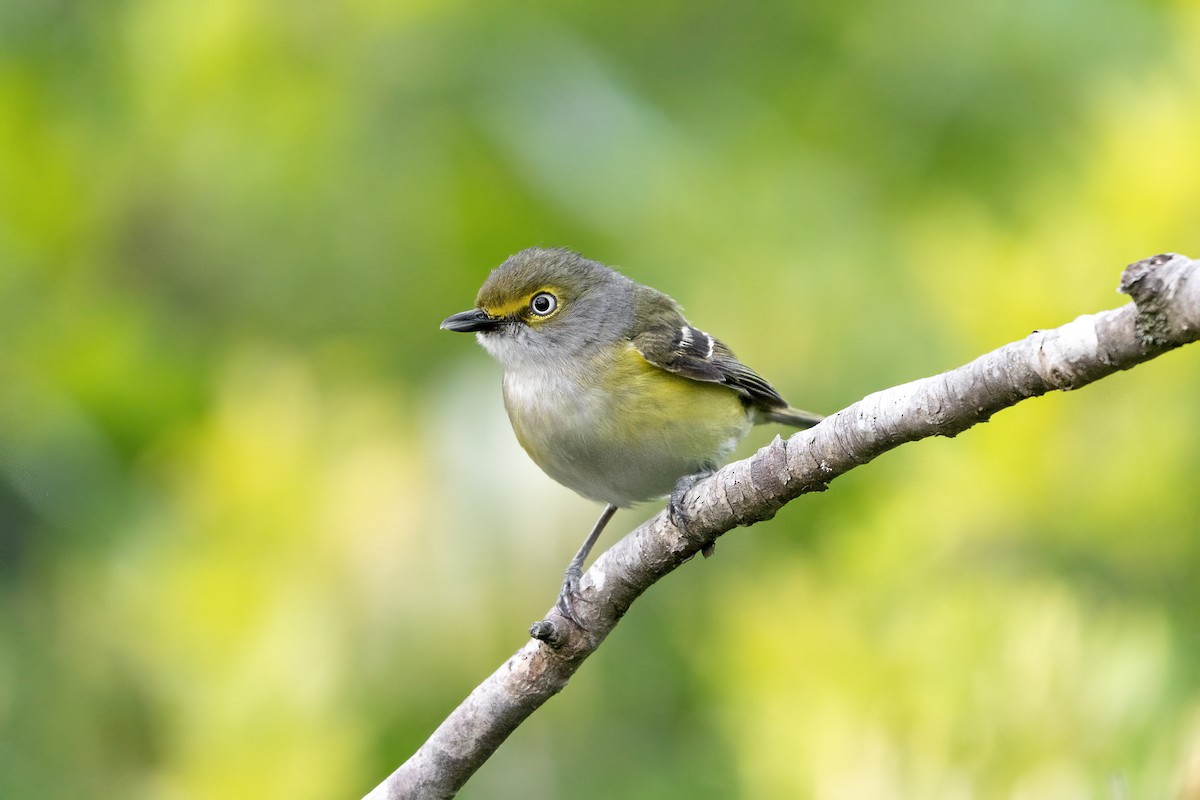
[761,406,824,429]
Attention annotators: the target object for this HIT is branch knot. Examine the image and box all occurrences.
[1119,253,1196,347]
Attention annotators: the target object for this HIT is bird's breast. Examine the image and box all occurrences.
[501,344,751,506]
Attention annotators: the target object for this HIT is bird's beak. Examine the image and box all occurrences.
[440,308,502,333]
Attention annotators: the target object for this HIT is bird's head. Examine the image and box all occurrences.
[440,247,634,371]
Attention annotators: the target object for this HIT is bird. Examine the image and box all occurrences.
[441,247,822,623]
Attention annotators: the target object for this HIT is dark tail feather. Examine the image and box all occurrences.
[762,406,824,429]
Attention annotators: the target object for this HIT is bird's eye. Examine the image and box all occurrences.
[529,292,557,316]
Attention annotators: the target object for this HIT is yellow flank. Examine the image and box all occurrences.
[607,343,745,434]
[481,286,563,320]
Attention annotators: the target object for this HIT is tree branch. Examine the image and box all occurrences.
[364,253,1200,800]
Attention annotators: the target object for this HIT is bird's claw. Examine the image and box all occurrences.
[555,568,584,627]
[668,470,712,534]
[669,470,720,558]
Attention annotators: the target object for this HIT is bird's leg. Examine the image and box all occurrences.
[668,468,717,555]
[556,503,619,624]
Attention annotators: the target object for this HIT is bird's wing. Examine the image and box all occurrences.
[630,290,788,410]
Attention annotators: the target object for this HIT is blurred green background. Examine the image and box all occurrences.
[3,0,1200,798]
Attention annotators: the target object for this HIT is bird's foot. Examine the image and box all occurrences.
[669,470,718,557]
[668,470,712,533]
[532,569,584,646]
[554,567,584,628]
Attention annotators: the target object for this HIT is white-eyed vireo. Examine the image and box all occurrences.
[441,247,822,620]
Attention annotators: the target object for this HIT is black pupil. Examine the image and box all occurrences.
[533,294,553,313]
